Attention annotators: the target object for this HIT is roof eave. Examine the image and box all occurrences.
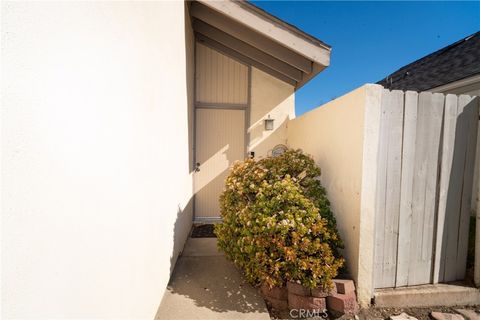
[193,0,330,89]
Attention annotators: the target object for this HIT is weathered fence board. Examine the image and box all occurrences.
[457,96,479,280]
[374,95,388,287]
[374,90,404,288]
[443,96,471,281]
[373,90,479,289]
[396,91,418,287]
[409,92,444,286]
[433,94,458,283]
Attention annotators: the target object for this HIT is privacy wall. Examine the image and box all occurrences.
[288,84,480,307]
[1,2,194,319]
[373,92,478,289]
[287,85,369,288]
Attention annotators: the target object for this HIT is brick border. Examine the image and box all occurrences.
[285,279,359,315]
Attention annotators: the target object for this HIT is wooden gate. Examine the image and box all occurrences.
[374,90,479,288]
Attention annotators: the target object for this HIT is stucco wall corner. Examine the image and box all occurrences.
[356,84,383,307]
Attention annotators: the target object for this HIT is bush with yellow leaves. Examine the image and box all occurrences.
[214,149,344,290]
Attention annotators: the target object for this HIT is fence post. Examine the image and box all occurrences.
[357,84,383,307]
[475,99,480,287]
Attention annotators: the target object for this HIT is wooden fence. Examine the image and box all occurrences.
[374,90,479,289]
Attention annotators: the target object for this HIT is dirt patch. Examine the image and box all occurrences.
[359,306,479,320]
[265,302,480,319]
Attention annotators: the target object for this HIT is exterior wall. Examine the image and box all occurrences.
[1,2,194,319]
[287,86,368,287]
[186,5,195,174]
[192,47,293,220]
[249,67,295,158]
[177,0,196,278]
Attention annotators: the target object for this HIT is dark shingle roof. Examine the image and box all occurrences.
[377,31,480,91]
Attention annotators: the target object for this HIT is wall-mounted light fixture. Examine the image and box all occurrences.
[264,115,274,131]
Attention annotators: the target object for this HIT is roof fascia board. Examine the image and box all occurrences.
[191,2,312,74]
[237,1,330,50]
[196,0,330,67]
[296,63,326,90]
[430,74,480,94]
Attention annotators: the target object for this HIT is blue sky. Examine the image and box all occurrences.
[251,1,480,115]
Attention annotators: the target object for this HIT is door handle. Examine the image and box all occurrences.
[195,162,200,172]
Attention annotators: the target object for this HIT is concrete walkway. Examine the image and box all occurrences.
[156,238,270,320]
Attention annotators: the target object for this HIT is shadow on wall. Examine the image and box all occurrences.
[249,68,294,158]
[192,100,294,223]
[166,1,196,280]
[195,90,294,198]
[193,144,231,194]
[436,97,479,282]
[169,198,194,275]
[157,69,294,314]
[248,103,292,158]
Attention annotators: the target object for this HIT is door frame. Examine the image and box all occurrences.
[192,40,252,223]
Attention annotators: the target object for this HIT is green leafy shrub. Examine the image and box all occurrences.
[215,149,344,289]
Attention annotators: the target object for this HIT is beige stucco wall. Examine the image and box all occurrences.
[287,84,384,307]
[287,86,368,287]
[1,2,194,319]
[249,67,295,158]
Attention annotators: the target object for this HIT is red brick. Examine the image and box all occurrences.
[311,285,336,298]
[326,292,359,315]
[264,295,289,311]
[287,281,311,296]
[333,279,356,294]
[260,284,288,301]
[288,293,326,311]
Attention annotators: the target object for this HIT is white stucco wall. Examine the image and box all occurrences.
[249,67,295,158]
[1,2,194,319]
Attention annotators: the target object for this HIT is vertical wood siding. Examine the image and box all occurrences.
[195,42,248,105]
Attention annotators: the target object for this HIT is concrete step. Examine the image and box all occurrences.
[374,284,480,308]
